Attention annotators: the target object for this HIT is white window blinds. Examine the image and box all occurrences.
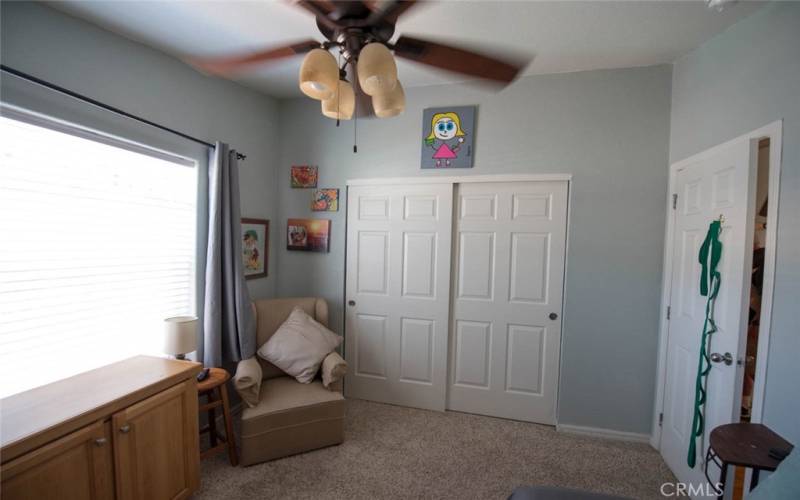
[0,114,198,399]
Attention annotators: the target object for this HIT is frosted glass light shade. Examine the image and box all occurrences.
[163,316,197,357]
[372,80,405,118]
[299,49,338,100]
[357,43,398,96]
[321,80,355,120]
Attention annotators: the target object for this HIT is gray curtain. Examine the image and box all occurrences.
[202,142,256,367]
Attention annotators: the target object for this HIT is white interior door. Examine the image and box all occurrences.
[447,181,568,424]
[660,137,757,495]
[344,183,453,410]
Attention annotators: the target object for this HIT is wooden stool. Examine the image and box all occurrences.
[197,367,238,466]
[706,423,793,498]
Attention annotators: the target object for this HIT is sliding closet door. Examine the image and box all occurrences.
[344,183,453,411]
[448,181,568,424]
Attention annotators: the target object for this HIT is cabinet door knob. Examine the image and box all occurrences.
[119,424,131,434]
[549,312,558,320]
[94,437,107,446]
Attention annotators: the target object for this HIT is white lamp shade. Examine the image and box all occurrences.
[357,43,398,96]
[163,316,197,356]
[372,80,405,118]
[299,49,339,100]
[321,80,355,120]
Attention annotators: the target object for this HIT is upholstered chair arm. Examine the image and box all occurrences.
[233,357,263,408]
[321,351,347,392]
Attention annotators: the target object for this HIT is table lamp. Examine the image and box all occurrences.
[163,316,197,360]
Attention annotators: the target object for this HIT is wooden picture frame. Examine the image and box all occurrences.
[241,218,269,280]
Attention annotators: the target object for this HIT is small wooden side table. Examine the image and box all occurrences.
[705,423,793,499]
[197,367,238,466]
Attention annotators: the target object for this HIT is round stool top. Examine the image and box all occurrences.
[197,367,230,392]
[709,423,793,470]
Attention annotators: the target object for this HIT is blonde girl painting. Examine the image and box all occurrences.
[421,106,475,169]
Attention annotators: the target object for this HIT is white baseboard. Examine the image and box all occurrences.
[556,423,651,443]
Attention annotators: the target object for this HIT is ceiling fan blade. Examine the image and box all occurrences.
[292,0,341,31]
[365,0,419,25]
[188,40,321,75]
[393,35,523,84]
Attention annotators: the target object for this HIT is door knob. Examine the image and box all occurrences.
[709,352,733,366]
[119,424,131,434]
[549,313,558,320]
[348,300,356,307]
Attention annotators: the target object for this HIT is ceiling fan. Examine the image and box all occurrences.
[191,0,525,121]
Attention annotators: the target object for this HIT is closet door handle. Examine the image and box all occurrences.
[348,300,356,307]
[549,313,558,320]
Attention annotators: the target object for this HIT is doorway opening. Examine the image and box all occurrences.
[733,137,771,499]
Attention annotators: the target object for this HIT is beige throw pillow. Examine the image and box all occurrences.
[257,306,342,383]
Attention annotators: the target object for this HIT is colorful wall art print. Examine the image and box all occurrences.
[311,189,339,212]
[241,218,269,279]
[421,105,476,169]
[290,165,318,188]
[287,218,331,252]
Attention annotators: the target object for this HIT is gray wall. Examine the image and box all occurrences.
[670,2,800,444]
[0,1,280,299]
[276,65,673,434]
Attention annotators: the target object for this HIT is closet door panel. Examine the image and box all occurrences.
[448,181,568,424]
[345,183,453,411]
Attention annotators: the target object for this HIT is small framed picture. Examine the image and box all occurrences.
[291,165,318,188]
[287,218,331,253]
[311,189,339,212]
[241,218,269,280]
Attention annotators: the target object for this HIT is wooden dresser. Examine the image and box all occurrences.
[0,356,203,500]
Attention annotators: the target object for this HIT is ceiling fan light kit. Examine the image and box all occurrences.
[299,48,339,100]
[321,80,356,120]
[372,80,405,118]
[192,1,524,125]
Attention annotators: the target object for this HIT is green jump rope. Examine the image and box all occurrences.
[687,219,723,469]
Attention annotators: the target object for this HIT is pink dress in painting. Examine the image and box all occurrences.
[433,143,458,160]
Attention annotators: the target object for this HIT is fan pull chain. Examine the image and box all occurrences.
[353,94,358,153]
[353,58,358,153]
[336,51,341,127]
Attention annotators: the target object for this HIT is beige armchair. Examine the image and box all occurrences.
[232,297,346,466]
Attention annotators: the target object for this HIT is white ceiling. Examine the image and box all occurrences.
[48,0,764,98]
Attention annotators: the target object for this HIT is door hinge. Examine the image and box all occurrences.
[666,306,671,320]
[672,193,678,210]
[659,413,663,427]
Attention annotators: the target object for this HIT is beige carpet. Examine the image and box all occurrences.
[197,399,675,499]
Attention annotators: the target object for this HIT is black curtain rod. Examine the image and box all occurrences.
[0,64,247,161]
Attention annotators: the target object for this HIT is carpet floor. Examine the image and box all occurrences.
[197,399,675,499]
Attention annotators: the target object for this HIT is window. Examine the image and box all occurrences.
[0,113,199,398]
